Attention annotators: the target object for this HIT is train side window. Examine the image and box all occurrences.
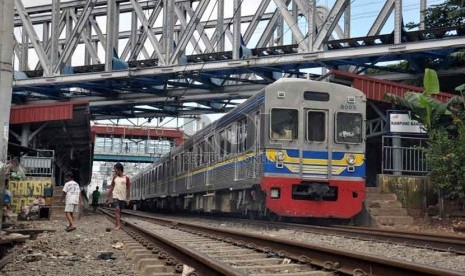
[307,111,326,142]
[237,118,247,153]
[219,130,226,158]
[207,135,214,163]
[270,108,298,140]
[336,112,362,143]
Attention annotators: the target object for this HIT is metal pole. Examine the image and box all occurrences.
[0,0,15,231]
[232,0,241,59]
[420,0,427,30]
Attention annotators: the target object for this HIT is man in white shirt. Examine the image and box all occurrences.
[105,163,130,230]
[60,171,81,232]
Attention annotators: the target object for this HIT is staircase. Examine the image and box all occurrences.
[364,187,414,228]
[50,186,65,219]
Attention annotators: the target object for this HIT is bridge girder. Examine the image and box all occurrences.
[12,0,461,119]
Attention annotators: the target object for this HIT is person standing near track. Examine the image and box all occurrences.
[91,186,100,213]
[60,171,82,232]
[105,163,131,230]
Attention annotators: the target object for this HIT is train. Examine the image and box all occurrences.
[128,78,366,220]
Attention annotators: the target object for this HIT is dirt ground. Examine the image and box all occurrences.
[411,216,465,235]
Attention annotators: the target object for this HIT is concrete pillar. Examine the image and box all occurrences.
[21,124,30,147]
[392,136,402,176]
[0,0,15,230]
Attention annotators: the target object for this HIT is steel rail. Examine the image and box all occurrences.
[101,208,245,276]
[117,209,464,276]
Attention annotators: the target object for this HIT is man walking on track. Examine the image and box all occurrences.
[60,171,82,232]
[105,163,131,230]
[91,186,100,213]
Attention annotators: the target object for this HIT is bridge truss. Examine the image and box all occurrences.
[12,0,465,119]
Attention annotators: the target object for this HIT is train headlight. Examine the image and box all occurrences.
[276,151,285,161]
[270,188,280,199]
[346,154,356,165]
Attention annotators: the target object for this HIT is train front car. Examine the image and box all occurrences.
[261,79,366,219]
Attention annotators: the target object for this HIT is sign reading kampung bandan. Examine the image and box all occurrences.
[389,113,426,134]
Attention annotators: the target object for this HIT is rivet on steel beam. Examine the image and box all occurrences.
[158,252,168,259]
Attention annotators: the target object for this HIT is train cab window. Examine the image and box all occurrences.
[336,112,362,143]
[307,111,326,142]
[271,108,298,140]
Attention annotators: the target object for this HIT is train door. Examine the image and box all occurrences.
[305,109,330,178]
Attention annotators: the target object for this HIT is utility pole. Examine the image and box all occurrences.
[0,0,15,231]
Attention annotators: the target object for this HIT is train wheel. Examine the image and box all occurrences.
[267,212,281,222]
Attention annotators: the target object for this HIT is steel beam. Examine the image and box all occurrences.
[14,36,465,88]
[170,0,210,64]
[105,0,119,70]
[313,0,350,50]
[216,0,224,51]
[50,0,60,73]
[394,0,402,44]
[232,0,241,59]
[273,0,306,50]
[54,0,98,74]
[129,0,165,64]
[368,0,395,36]
[15,0,51,75]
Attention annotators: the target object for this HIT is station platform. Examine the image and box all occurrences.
[1,212,138,276]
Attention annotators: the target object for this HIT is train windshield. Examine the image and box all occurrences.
[271,108,298,140]
[336,112,362,143]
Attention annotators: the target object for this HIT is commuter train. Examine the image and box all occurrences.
[129,78,366,219]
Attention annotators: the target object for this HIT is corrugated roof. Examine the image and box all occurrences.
[10,102,76,125]
[331,70,454,103]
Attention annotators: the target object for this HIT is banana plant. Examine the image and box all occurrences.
[384,68,448,132]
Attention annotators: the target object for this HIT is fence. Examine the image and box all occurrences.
[20,150,55,177]
[382,135,429,175]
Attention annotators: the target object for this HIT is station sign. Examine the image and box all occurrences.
[388,111,426,134]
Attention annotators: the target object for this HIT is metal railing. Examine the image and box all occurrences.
[382,135,430,175]
[20,150,54,176]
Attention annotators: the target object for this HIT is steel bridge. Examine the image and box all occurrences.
[11,0,465,120]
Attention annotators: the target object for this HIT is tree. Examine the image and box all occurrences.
[406,0,465,30]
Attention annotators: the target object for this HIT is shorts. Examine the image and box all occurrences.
[65,204,79,213]
[112,199,126,210]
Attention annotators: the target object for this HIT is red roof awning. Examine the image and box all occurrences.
[10,101,88,125]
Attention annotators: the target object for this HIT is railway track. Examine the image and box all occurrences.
[121,209,465,255]
[102,208,464,276]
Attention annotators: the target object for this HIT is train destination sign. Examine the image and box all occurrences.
[389,113,426,134]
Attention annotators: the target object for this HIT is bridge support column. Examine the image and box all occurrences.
[21,124,30,147]
[232,0,241,59]
[0,0,15,230]
[394,0,402,44]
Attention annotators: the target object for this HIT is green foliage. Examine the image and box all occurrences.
[425,129,465,200]
[385,68,465,200]
[384,68,447,131]
[406,0,465,30]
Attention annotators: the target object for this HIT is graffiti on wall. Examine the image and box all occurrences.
[8,179,52,213]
